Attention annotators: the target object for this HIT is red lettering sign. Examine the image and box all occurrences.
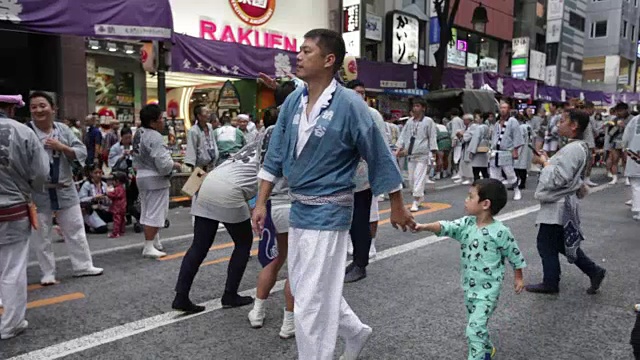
[198,20,297,52]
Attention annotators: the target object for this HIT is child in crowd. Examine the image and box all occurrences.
[107,172,128,238]
[414,178,526,360]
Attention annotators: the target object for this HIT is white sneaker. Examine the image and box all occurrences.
[377,194,385,202]
[633,214,640,221]
[0,320,28,340]
[279,309,295,339]
[154,235,164,251]
[425,178,435,184]
[453,179,462,184]
[434,173,441,180]
[584,179,598,187]
[625,177,631,186]
[40,274,57,286]
[626,200,633,206]
[451,174,461,181]
[369,238,377,259]
[248,299,266,328]
[513,188,522,201]
[461,180,471,185]
[347,240,354,256]
[410,202,419,212]
[142,245,167,259]
[607,171,614,178]
[339,325,373,360]
[609,175,618,185]
[73,266,104,278]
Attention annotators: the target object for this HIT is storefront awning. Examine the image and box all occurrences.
[0,0,173,40]
[383,88,428,96]
[171,34,297,80]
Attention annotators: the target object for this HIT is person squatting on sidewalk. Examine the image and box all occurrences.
[489,102,524,201]
[414,178,526,360]
[526,108,607,295]
[27,91,103,285]
[253,29,415,360]
[395,98,439,212]
[0,91,50,340]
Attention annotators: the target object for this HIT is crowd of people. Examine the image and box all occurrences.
[0,27,639,360]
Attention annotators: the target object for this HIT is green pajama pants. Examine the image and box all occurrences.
[464,297,497,360]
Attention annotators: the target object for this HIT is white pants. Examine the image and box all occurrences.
[631,177,640,212]
[30,204,94,279]
[408,160,429,199]
[288,228,365,359]
[0,220,29,338]
[489,162,518,187]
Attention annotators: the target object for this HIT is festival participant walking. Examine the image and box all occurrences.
[132,104,182,259]
[0,91,49,340]
[344,79,390,283]
[489,102,524,201]
[622,113,640,220]
[395,99,439,212]
[463,113,491,181]
[248,82,297,338]
[27,92,103,285]
[253,29,414,360]
[526,109,607,294]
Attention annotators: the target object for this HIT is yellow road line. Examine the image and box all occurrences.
[0,293,85,315]
[200,249,259,267]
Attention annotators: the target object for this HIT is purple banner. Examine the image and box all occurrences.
[504,78,536,100]
[171,34,297,79]
[357,60,415,89]
[416,66,474,89]
[2,0,173,39]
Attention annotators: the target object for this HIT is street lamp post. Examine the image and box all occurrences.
[471,3,489,68]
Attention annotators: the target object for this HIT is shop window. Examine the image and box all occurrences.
[546,43,559,65]
[622,20,628,38]
[590,20,607,38]
[569,12,585,32]
[567,56,583,73]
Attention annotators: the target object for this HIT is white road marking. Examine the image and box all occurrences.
[13,184,612,359]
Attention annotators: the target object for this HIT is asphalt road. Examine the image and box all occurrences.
[2,170,639,360]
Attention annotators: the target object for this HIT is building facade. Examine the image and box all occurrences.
[582,0,639,92]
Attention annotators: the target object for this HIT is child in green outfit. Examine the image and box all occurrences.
[415,178,526,360]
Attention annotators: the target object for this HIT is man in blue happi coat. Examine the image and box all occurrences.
[253,29,415,360]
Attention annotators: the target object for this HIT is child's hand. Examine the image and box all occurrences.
[413,224,427,232]
[514,277,525,294]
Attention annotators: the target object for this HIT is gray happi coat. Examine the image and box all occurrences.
[185,123,219,170]
[623,115,640,178]
[0,113,50,243]
[132,127,174,191]
[396,116,439,161]
[462,123,490,168]
[449,116,466,149]
[514,123,533,170]
[491,116,524,166]
[28,121,87,212]
[535,140,589,225]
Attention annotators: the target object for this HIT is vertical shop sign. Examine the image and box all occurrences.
[342,0,361,57]
[387,11,419,64]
